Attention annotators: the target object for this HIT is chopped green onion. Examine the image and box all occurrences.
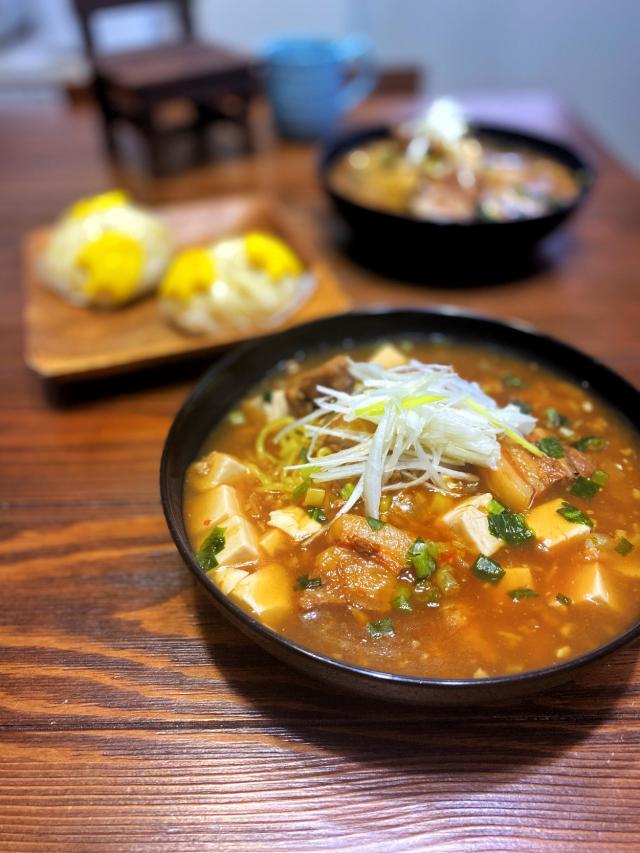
[591,469,609,486]
[572,436,606,452]
[488,497,506,515]
[296,575,322,590]
[570,476,600,500]
[228,410,246,425]
[471,554,505,584]
[488,510,535,545]
[261,388,273,403]
[502,375,525,388]
[366,516,386,531]
[615,537,634,557]
[510,398,532,415]
[299,446,309,463]
[292,479,309,500]
[391,589,413,611]
[356,393,445,418]
[556,593,573,606]
[367,617,395,638]
[407,538,437,580]
[536,435,565,458]
[423,586,441,605]
[197,526,226,570]
[508,587,539,601]
[435,567,459,594]
[545,407,570,429]
[556,501,593,527]
[339,482,355,501]
[307,507,326,523]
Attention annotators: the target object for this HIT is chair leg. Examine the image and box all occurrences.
[145,130,164,176]
[138,109,164,176]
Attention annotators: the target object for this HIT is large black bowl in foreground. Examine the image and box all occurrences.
[161,309,639,705]
[319,125,593,276]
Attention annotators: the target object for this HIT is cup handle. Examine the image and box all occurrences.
[336,35,377,114]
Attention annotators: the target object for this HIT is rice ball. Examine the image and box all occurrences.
[39,189,172,308]
[159,231,314,335]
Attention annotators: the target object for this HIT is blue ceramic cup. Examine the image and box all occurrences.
[262,35,377,140]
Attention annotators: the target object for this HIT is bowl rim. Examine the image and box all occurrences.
[318,121,595,230]
[160,307,640,695]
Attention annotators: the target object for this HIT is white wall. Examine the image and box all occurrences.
[195,0,640,171]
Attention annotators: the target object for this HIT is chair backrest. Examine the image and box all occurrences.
[72,0,193,60]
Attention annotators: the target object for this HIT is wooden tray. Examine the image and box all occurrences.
[23,194,350,381]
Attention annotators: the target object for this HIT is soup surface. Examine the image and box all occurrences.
[328,136,581,223]
[184,340,640,679]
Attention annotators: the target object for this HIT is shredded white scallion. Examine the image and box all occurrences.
[279,358,538,518]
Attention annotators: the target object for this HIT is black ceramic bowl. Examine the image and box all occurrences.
[319,124,593,273]
[161,309,639,705]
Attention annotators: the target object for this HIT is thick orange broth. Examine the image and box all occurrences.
[184,341,640,679]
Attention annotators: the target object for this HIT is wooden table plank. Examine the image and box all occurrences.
[1,93,639,851]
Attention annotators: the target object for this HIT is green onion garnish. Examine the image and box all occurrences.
[367,618,395,638]
[306,507,326,523]
[366,516,385,531]
[465,398,543,457]
[572,436,606,452]
[488,497,506,515]
[296,575,322,590]
[556,593,573,606]
[556,501,593,527]
[502,375,525,388]
[488,510,535,545]
[591,469,609,486]
[536,435,565,458]
[261,388,273,403]
[545,408,570,428]
[471,554,505,584]
[508,587,539,601]
[570,476,600,500]
[510,399,532,415]
[292,479,309,500]
[615,537,634,557]
[407,538,437,580]
[228,410,246,425]
[197,526,226,570]
[391,590,413,611]
[435,567,459,594]
[339,482,355,501]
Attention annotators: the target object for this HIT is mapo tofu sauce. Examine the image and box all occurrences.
[184,341,640,679]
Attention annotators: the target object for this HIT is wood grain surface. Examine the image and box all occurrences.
[1,93,640,852]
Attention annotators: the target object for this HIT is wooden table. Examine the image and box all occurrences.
[1,93,639,851]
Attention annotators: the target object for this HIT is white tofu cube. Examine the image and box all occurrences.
[262,388,290,422]
[569,562,619,609]
[527,498,591,549]
[259,528,287,556]
[210,566,250,595]
[441,493,502,556]
[268,506,321,541]
[369,343,408,369]
[231,563,293,626]
[187,484,241,548]
[190,451,249,492]
[216,515,259,566]
[497,566,534,592]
